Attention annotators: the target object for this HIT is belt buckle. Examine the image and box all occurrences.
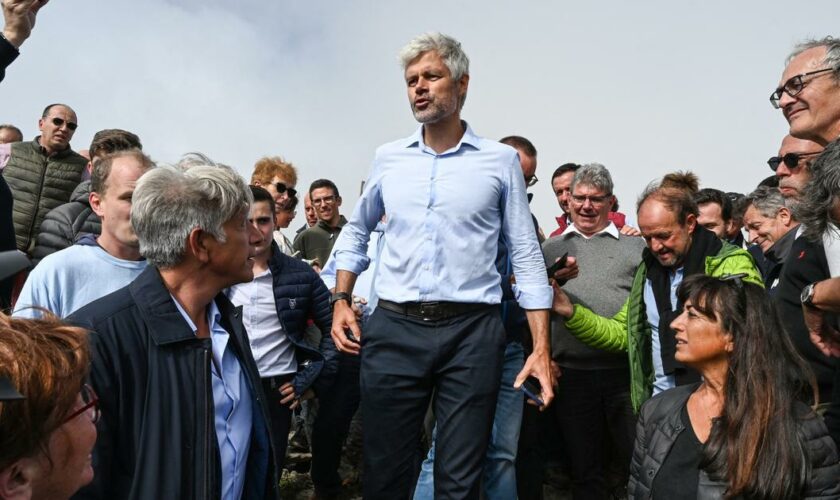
[419,301,441,321]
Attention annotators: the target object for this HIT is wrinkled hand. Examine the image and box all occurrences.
[551,281,574,319]
[551,255,578,286]
[804,305,840,357]
[331,300,361,355]
[2,0,48,48]
[514,350,554,410]
[620,225,641,237]
[279,382,314,410]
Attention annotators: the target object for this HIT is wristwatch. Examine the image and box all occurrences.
[330,292,352,309]
[801,282,817,308]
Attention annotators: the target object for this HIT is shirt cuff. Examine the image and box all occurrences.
[333,250,370,278]
[514,283,552,310]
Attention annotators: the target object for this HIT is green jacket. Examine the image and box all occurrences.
[564,241,762,412]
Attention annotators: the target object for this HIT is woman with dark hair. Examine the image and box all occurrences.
[628,274,840,499]
[0,313,97,500]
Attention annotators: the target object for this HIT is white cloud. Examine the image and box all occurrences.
[1,0,838,231]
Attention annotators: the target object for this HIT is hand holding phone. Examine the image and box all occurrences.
[546,252,569,277]
[520,376,545,407]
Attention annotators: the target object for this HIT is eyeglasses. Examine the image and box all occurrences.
[767,151,822,172]
[570,193,611,206]
[50,117,78,131]
[274,183,297,198]
[525,174,539,188]
[62,384,100,424]
[312,195,336,206]
[769,68,835,109]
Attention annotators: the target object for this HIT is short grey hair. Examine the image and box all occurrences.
[399,32,470,83]
[131,159,252,268]
[787,37,840,82]
[795,141,840,242]
[571,163,614,195]
[744,186,788,219]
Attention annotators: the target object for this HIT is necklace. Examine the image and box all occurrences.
[698,384,721,423]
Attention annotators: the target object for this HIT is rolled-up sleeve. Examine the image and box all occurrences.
[501,153,552,310]
[333,160,385,276]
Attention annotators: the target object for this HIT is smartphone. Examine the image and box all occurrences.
[520,377,545,407]
[345,329,360,344]
[546,252,569,278]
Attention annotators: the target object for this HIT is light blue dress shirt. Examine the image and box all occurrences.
[322,225,384,322]
[172,297,253,500]
[643,267,684,394]
[333,123,551,310]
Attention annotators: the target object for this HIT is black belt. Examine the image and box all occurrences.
[378,299,492,322]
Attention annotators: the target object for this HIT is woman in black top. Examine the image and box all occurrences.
[628,274,840,499]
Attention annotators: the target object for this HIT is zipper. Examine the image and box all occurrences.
[202,345,213,500]
[23,156,48,250]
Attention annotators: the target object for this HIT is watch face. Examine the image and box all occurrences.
[801,284,814,303]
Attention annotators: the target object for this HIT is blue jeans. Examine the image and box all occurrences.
[414,341,525,500]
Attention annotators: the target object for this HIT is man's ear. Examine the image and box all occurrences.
[778,207,793,226]
[186,227,212,264]
[89,191,104,217]
[685,213,697,233]
[336,196,342,208]
[0,458,39,500]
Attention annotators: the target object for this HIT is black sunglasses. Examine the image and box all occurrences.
[50,117,78,131]
[767,151,821,172]
[274,182,297,198]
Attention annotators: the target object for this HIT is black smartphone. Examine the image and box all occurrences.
[546,252,569,277]
[345,329,360,344]
[520,376,545,407]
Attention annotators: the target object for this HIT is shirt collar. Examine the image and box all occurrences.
[404,120,480,153]
[560,221,620,240]
[170,294,223,336]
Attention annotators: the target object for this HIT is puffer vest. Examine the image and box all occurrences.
[3,138,87,254]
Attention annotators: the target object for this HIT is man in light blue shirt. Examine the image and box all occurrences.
[14,150,153,318]
[329,32,553,499]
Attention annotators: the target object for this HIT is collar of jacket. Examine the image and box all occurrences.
[765,224,800,264]
[32,136,75,159]
[128,266,243,346]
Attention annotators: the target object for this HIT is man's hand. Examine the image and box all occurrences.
[619,225,641,237]
[351,296,368,320]
[804,305,840,357]
[331,300,362,355]
[279,382,314,410]
[551,255,578,286]
[551,281,574,319]
[514,349,554,410]
[2,0,48,49]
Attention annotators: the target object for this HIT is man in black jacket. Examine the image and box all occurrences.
[70,159,280,500]
[228,186,337,469]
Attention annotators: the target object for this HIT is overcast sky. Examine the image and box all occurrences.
[2,0,838,232]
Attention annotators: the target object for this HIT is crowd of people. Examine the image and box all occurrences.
[0,1,840,499]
